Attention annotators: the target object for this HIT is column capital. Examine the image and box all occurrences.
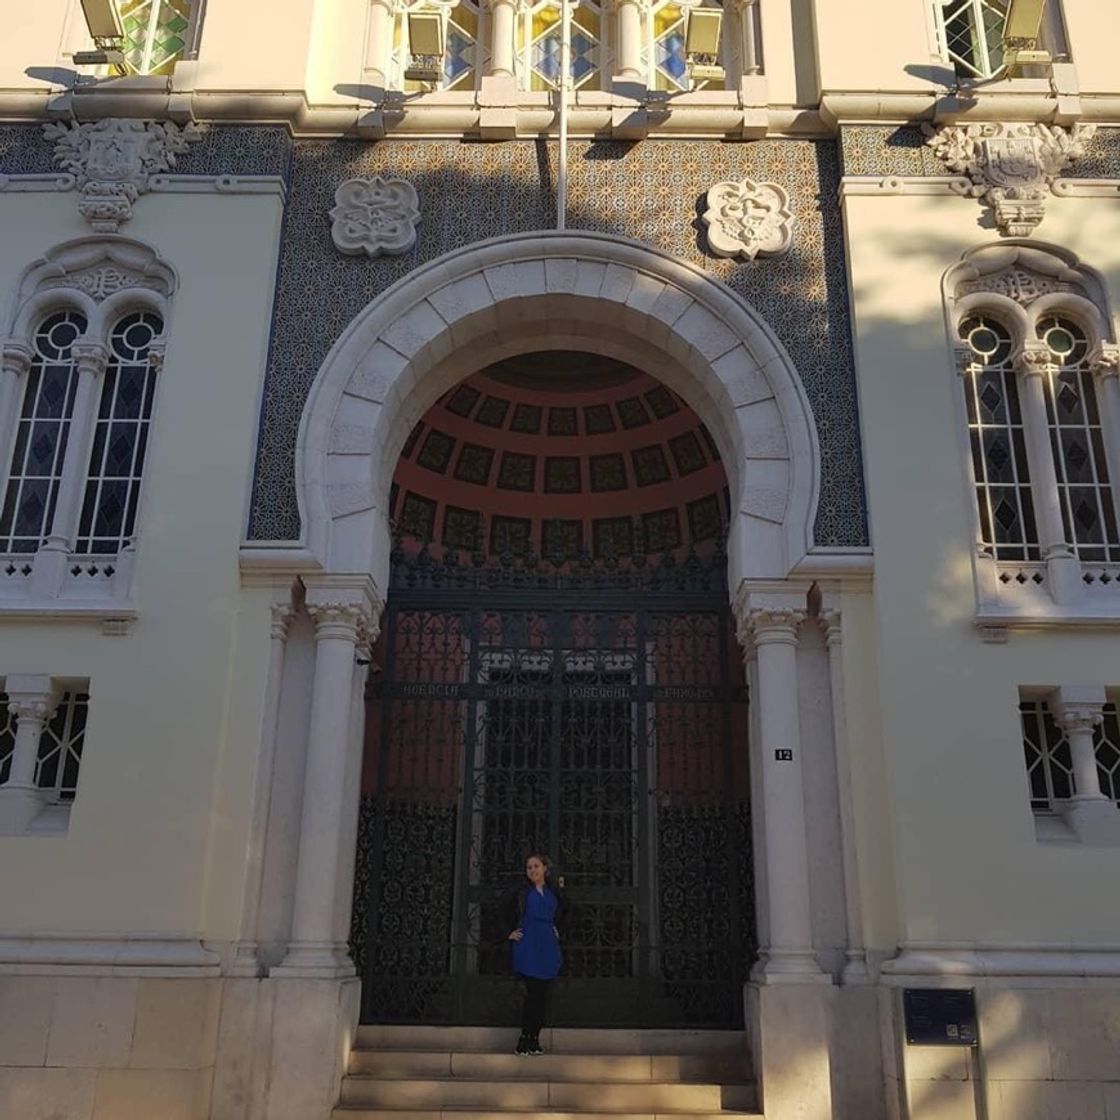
[72,340,110,378]
[1050,684,1107,733]
[1013,342,1052,378]
[740,606,805,648]
[1,340,33,377]
[4,674,60,725]
[307,599,372,643]
[820,607,841,646]
[1090,343,1120,380]
[270,601,296,643]
[953,345,976,377]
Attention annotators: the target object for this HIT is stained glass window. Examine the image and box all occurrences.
[1038,316,1120,563]
[0,312,87,554]
[647,0,722,92]
[119,0,195,76]
[75,312,163,556]
[519,0,604,91]
[396,0,485,91]
[959,315,1039,561]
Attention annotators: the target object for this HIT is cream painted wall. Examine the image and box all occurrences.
[0,190,281,937]
[844,189,1120,946]
[0,0,71,90]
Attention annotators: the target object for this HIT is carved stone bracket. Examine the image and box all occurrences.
[923,121,1096,237]
[701,178,795,260]
[42,118,206,233]
[329,176,421,257]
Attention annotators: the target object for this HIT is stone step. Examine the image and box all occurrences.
[340,1078,757,1112]
[333,1112,762,1120]
[353,1027,746,1056]
[348,1051,749,1083]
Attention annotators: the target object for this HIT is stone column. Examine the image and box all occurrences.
[1051,685,1117,845]
[275,585,374,976]
[738,601,824,981]
[489,0,517,76]
[1015,343,1080,603]
[231,597,296,977]
[821,609,869,984]
[611,0,646,81]
[31,340,109,598]
[0,341,32,466]
[362,0,399,89]
[0,675,60,834]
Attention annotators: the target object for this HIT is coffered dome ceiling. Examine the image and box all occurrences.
[390,351,730,559]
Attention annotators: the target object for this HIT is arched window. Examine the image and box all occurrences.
[1036,315,1120,563]
[75,311,163,556]
[959,314,1038,561]
[0,311,87,554]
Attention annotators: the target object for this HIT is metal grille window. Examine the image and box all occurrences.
[0,696,15,785]
[0,312,87,554]
[119,0,198,76]
[1020,698,1073,811]
[75,312,162,555]
[934,0,1008,78]
[34,691,89,802]
[1038,317,1120,563]
[960,315,1039,561]
[1094,703,1120,803]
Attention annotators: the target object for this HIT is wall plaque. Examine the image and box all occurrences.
[903,988,978,1046]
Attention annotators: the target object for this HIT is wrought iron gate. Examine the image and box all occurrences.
[351,547,753,1027]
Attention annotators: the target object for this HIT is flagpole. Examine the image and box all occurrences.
[557,0,571,230]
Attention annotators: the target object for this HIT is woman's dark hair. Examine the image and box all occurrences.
[524,852,551,875]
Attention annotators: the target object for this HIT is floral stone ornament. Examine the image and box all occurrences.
[43,118,205,232]
[329,177,422,257]
[923,121,1096,237]
[702,179,795,260]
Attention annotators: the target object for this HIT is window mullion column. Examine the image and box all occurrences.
[30,340,109,598]
[1015,343,1081,602]
[0,674,60,834]
[363,0,403,90]
[1091,343,1120,556]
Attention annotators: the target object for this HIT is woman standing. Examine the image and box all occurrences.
[505,853,567,1056]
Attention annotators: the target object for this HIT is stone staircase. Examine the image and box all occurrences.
[333,1025,761,1120]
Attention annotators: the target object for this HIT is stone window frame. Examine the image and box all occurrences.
[0,238,176,624]
[0,673,92,835]
[944,243,1120,628]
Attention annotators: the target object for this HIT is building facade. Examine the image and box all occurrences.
[0,2,1119,1118]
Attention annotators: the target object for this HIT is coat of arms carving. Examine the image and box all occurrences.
[924,122,1095,236]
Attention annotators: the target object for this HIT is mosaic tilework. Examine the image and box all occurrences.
[547,406,578,435]
[399,492,436,540]
[643,508,681,551]
[593,516,633,557]
[417,429,455,473]
[542,518,583,558]
[688,494,724,541]
[510,403,543,433]
[839,124,1120,181]
[617,396,652,429]
[0,125,57,174]
[589,452,628,492]
[669,431,707,476]
[239,137,866,546]
[443,505,482,550]
[497,451,536,491]
[584,404,616,434]
[544,456,581,493]
[491,515,532,555]
[454,443,493,485]
[633,445,671,487]
[476,396,511,427]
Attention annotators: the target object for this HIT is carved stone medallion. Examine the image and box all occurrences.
[701,179,795,260]
[329,177,422,257]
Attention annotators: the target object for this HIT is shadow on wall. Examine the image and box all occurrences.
[248,136,866,549]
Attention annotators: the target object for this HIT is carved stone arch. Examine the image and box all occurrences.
[945,240,1114,339]
[296,231,820,594]
[10,236,177,342]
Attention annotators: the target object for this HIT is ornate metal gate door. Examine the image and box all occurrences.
[352,549,753,1027]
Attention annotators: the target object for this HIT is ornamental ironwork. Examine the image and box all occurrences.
[351,545,754,1027]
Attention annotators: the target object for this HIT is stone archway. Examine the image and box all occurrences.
[295,231,820,594]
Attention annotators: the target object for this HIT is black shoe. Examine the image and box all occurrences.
[514,1033,532,1056]
[527,1034,544,1055]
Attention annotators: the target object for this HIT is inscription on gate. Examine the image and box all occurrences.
[350,546,754,1028]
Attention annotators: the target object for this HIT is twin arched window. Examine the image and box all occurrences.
[0,305,164,561]
[951,245,1120,608]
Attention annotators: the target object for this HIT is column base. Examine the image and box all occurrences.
[751,947,831,984]
[0,784,47,834]
[1063,797,1120,846]
[228,941,265,978]
[272,943,356,979]
[841,949,873,985]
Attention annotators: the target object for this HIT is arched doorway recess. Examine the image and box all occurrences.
[272,233,829,1022]
[352,352,751,1027]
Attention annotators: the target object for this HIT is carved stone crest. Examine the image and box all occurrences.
[42,118,205,232]
[329,177,421,257]
[923,122,1096,236]
[701,179,795,260]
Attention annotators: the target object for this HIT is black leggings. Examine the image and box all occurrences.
[520,977,553,1036]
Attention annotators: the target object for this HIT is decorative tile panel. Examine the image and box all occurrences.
[642,508,681,551]
[398,491,437,540]
[497,451,536,491]
[510,403,543,433]
[583,404,616,434]
[593,516,634,558]
[221,136,870,547]
[617,396,652,429]
[644,385,680,418]
[475,396,511,428]
[453,443,494,485]
[632,445,671,486]
[688,494,724,541]
[442,505,483,550]
[669,431,707,476]
[542,518,582,558]
[416,428,455,473]
[491,515,531,555]
[589,452,628,492]
[446,384,481,417]
[547,406,578,435]
[544,456,581,493]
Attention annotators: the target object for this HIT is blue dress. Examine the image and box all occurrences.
[513,886,563,980]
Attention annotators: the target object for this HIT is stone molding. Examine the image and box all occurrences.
[0,933,221,975]
[42,118,206,232]
[0,340,33,377]
[923,121,1097,236]
[1092,343,1120,378]
[881,944,1120,981]
[329,176,421,258]
[702,178,795,260]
